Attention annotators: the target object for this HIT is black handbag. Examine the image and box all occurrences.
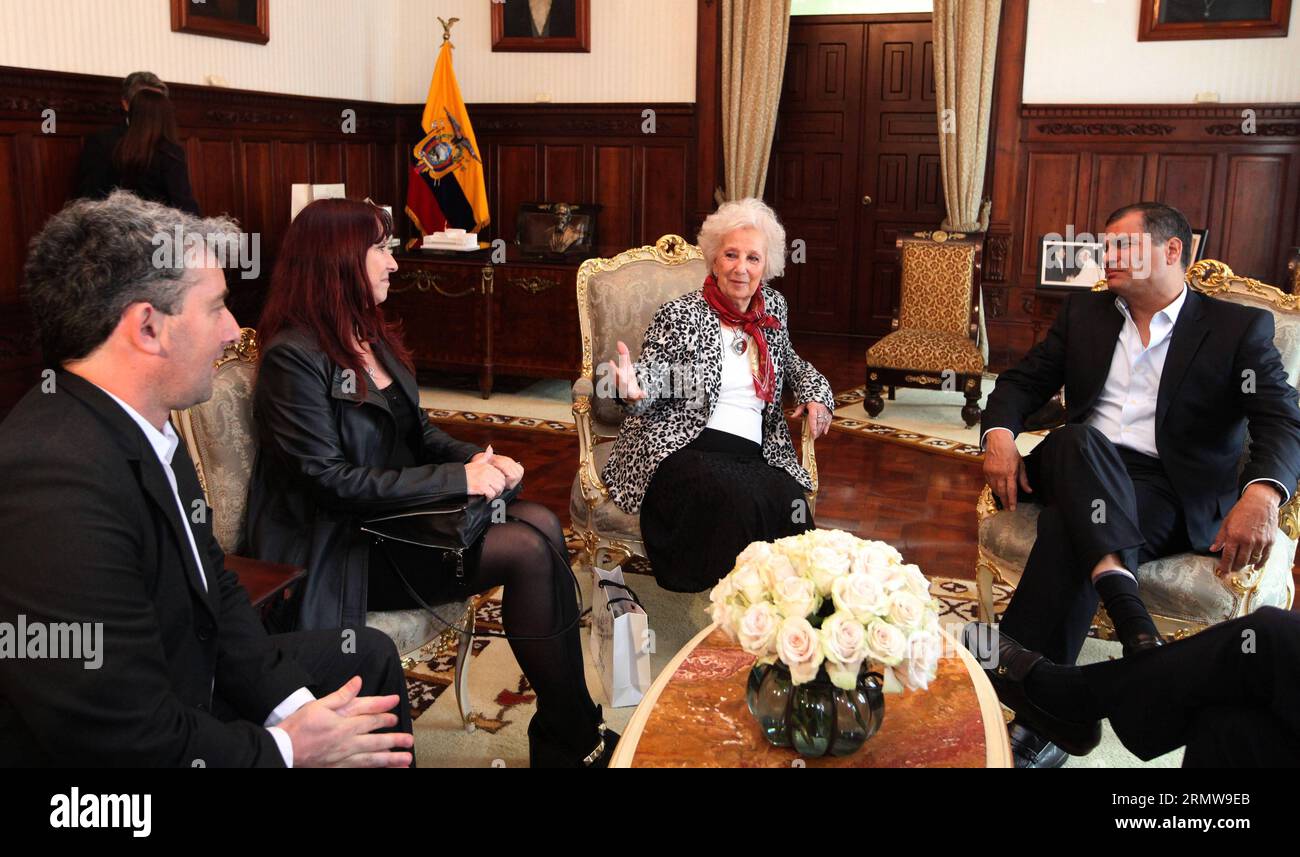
[360,483,522,578]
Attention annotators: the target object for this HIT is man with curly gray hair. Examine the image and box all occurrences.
[0,191,415,767]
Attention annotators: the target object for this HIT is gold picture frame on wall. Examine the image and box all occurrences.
[171,0,270,45]
[1138,0,1291,40]
[491,0,591,53]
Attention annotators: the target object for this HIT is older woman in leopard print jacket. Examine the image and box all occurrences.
[601,198,836,592]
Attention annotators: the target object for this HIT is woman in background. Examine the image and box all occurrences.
[75,88,200,215]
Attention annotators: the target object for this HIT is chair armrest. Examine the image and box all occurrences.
[800,416,818,499]
[573,391,611,506]
[225,554,307,608]
[572,377,594,403]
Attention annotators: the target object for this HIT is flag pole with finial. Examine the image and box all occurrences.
[438,16,459,46]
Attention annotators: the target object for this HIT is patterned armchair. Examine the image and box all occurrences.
[975,260,1300,640]
[569,235,819,572]
[865,231,985,426]
[173,328,477,729]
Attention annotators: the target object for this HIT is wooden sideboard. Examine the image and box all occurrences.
[387,248,585,397]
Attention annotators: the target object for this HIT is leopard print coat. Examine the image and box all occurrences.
[602,286,835,514]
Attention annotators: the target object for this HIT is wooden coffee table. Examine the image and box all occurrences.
[610,624,1012,767]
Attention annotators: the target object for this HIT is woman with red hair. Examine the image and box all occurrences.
[245,199,615,767]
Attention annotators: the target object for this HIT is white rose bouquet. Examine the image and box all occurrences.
[709,530,941,693]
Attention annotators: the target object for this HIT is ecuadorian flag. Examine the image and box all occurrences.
[405,41,489,243]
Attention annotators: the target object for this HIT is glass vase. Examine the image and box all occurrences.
[746,661,885,757]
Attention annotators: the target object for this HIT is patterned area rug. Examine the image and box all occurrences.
[827,383,1046,460]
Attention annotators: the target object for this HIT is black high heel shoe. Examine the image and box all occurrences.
[528,706,621,768]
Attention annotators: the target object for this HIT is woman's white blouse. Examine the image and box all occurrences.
[705,325,763,444]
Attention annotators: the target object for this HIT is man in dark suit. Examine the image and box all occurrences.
[0,191,415,767]
[981,201,1300,767]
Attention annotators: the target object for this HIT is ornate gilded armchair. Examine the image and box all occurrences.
[975,261,1300,640]
[569,235,820,573]
[865,231,985,426]
[173,328,477,729]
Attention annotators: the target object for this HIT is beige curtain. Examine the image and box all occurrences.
[933,0,1000,232]
[718,0,791,202]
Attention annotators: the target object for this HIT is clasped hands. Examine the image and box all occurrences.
[608,340,831,438]
[465,445,524,500]
[983,430,1279,578]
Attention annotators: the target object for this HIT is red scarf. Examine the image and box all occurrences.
[702,274,781,403]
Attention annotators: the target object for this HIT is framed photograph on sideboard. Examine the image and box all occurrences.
[1039,238,1106,290]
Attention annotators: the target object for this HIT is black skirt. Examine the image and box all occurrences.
[640,428,814,593]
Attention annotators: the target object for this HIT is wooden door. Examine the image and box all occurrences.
[769,22,865,334]
[769,15,938,337]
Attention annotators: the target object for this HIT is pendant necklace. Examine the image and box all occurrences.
[729,326,748,355]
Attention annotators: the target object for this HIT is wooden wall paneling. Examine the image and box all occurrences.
[239,140,275,238]
[0,135,25,302]
[1221,154,1287,281]
[980,0,1030,371]
[343,142,374,201]
[694,0,723,223]
[542,144,582,203]
[313,141,344,185]
[273,140,312,237]
[640,144,687,243]
[193,137,243,219]
[1019,152,1080,278]
[30,135,84,232]
[593,144,635,250]
[372,140,399,212]
[1088,153,1147,230]
[495,143,540,245]
[1154,153,1216,232]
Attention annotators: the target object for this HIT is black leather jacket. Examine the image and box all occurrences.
[245,327,481,629]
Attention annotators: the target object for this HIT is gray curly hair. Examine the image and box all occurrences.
[696,197,787,282]
[23,191,239,366]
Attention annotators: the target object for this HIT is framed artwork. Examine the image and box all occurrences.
[171,0,270,45]
[492,0,591,52]
[1138,0,1291,40]
[515,202,601,259]
[1190,228,1210,264]
[1039,238,1106,289]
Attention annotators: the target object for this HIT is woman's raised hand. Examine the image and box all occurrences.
[607,340,645,402]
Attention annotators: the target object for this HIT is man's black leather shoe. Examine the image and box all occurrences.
[1122,632,1164,657]
[962,622,1102,757]
[1009,721,1068,769]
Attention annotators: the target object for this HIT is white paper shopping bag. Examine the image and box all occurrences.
[588,565,652,708]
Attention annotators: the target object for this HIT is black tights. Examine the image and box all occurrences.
[368,500,598,748]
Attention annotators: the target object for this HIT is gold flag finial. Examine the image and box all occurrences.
[438,17,459,44]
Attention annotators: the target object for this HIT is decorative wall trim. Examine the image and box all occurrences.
[1206,122,1300,137]
[1023,103,1300,120]
[1036,122,1175,136]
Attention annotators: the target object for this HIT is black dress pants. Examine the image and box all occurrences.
[1081,607,1300,767]
[212,626,413,764]
[999,424,1192,664]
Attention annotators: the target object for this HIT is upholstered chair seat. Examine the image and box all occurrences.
[864,231,986,426]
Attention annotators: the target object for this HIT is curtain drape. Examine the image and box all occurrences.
[718,0,792,203]
[932,0,1001,232]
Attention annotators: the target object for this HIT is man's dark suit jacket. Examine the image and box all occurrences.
[982,288,1300,551]
[0,372,312,766]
